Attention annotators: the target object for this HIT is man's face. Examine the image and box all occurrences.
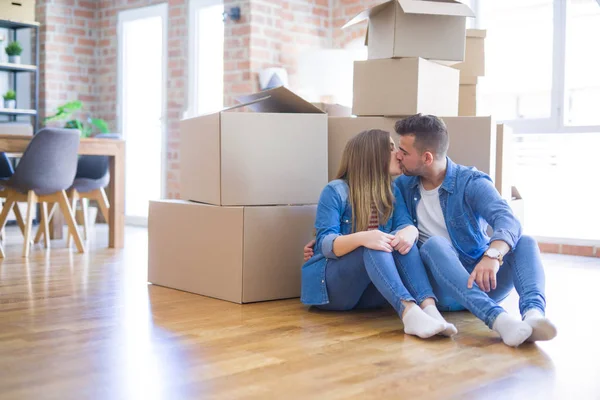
[396,135,426,176]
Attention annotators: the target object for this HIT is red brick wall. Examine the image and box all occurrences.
[36,0,99,124]
[224,0,330,106]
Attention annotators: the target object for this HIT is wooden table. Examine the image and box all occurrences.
[0,134,125,248]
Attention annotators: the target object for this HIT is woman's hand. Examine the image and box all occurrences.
[303,239,315,262]
[359,230,395,252]
[391,226,419,255]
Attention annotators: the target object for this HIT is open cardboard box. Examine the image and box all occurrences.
[343,0,474,62]
[180,86,328,206]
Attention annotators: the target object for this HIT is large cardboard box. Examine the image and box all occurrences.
[328,116,397,180]
[327,116,496,182]
[353,58,460,117]
[148,200,317,304]
[343,0,474,62]
[458,77,477,116]
[311,102,352,117]
[453,29,486,78]
[181,86,328,206]
[0,0,35,23]
[495,124,513,199]
[444,116,496,181]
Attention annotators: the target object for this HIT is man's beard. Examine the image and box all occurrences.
[401,164,419,176]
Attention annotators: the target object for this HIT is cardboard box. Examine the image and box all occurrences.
[353,58,460,117]
[181,86,328,206]
[495,124,513,200]
[327,116,496,182]
[458,77,477,116]
[0,0,35,23]
[453,29,486,78]
[510,186,524,227]
[343,0,474,62]
[328,116,397,180]
[148,200,317,304]
[444,116,496,181]
[311,102,352,117]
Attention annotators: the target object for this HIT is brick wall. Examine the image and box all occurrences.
[36,0,99,124]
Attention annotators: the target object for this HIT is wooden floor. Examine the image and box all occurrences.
[1,226,599,400]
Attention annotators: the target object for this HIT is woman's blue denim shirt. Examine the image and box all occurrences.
[300,179,413,305]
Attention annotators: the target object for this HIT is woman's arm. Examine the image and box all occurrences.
[315,184,394,259]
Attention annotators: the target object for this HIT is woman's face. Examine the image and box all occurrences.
[389,137,402,176]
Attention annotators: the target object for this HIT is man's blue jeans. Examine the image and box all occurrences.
[419,235,547,328]
[317,245,437,315]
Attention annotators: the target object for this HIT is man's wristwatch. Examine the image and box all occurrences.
[484,248,504,266]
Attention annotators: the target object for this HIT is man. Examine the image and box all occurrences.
[304,114,557,347]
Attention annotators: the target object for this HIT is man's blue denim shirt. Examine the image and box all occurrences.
[395,157,522,264]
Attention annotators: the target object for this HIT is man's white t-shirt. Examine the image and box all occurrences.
[416,181,451,244]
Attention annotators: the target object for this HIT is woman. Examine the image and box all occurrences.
[301,129,456,339]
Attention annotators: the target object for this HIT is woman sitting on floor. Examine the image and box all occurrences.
[301,129,456,339]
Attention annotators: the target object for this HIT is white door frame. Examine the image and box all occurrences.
[117,3,168,225]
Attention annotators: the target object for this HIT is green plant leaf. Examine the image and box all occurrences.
[44,100,83,123]
[89,118,110,133]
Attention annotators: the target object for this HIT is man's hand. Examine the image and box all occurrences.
[303,239,315,262]
[467,256,500,292]
[390,226,418,255]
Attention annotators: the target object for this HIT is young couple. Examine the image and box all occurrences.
[302,114,557,347]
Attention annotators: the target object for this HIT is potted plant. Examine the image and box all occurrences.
[44,100,110,138]
[3,90,16,109]
[5,41,22,64]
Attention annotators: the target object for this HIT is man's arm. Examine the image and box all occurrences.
[465,175,522,251]
[465,175,521,291]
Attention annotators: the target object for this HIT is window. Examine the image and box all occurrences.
[188,0,224,117]
[513,133,600,241]
[473,0,600,242]
[477,0,554,121]
[564,0,600,126]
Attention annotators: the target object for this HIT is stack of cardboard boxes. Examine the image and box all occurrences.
[148,87,327,304]
[454,29,487,117]
[329,0,523,217]
[148,0,523,304]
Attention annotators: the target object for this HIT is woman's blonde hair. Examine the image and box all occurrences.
[335,129,395,232]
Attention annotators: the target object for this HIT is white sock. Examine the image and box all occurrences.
[523,309,557,342]
[402,305,446,339]
[492,312,533,347]
[423,305,458,337]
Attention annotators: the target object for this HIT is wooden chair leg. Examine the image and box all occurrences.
[57,190,84,253]
[22,191,37,258]
[13,203,26,236]
[34,202,57,244]
[95,188,110,225]
[81,198,89,241]
[66,190,79,249]
[0,198,15,258]
[40,202,50,249]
